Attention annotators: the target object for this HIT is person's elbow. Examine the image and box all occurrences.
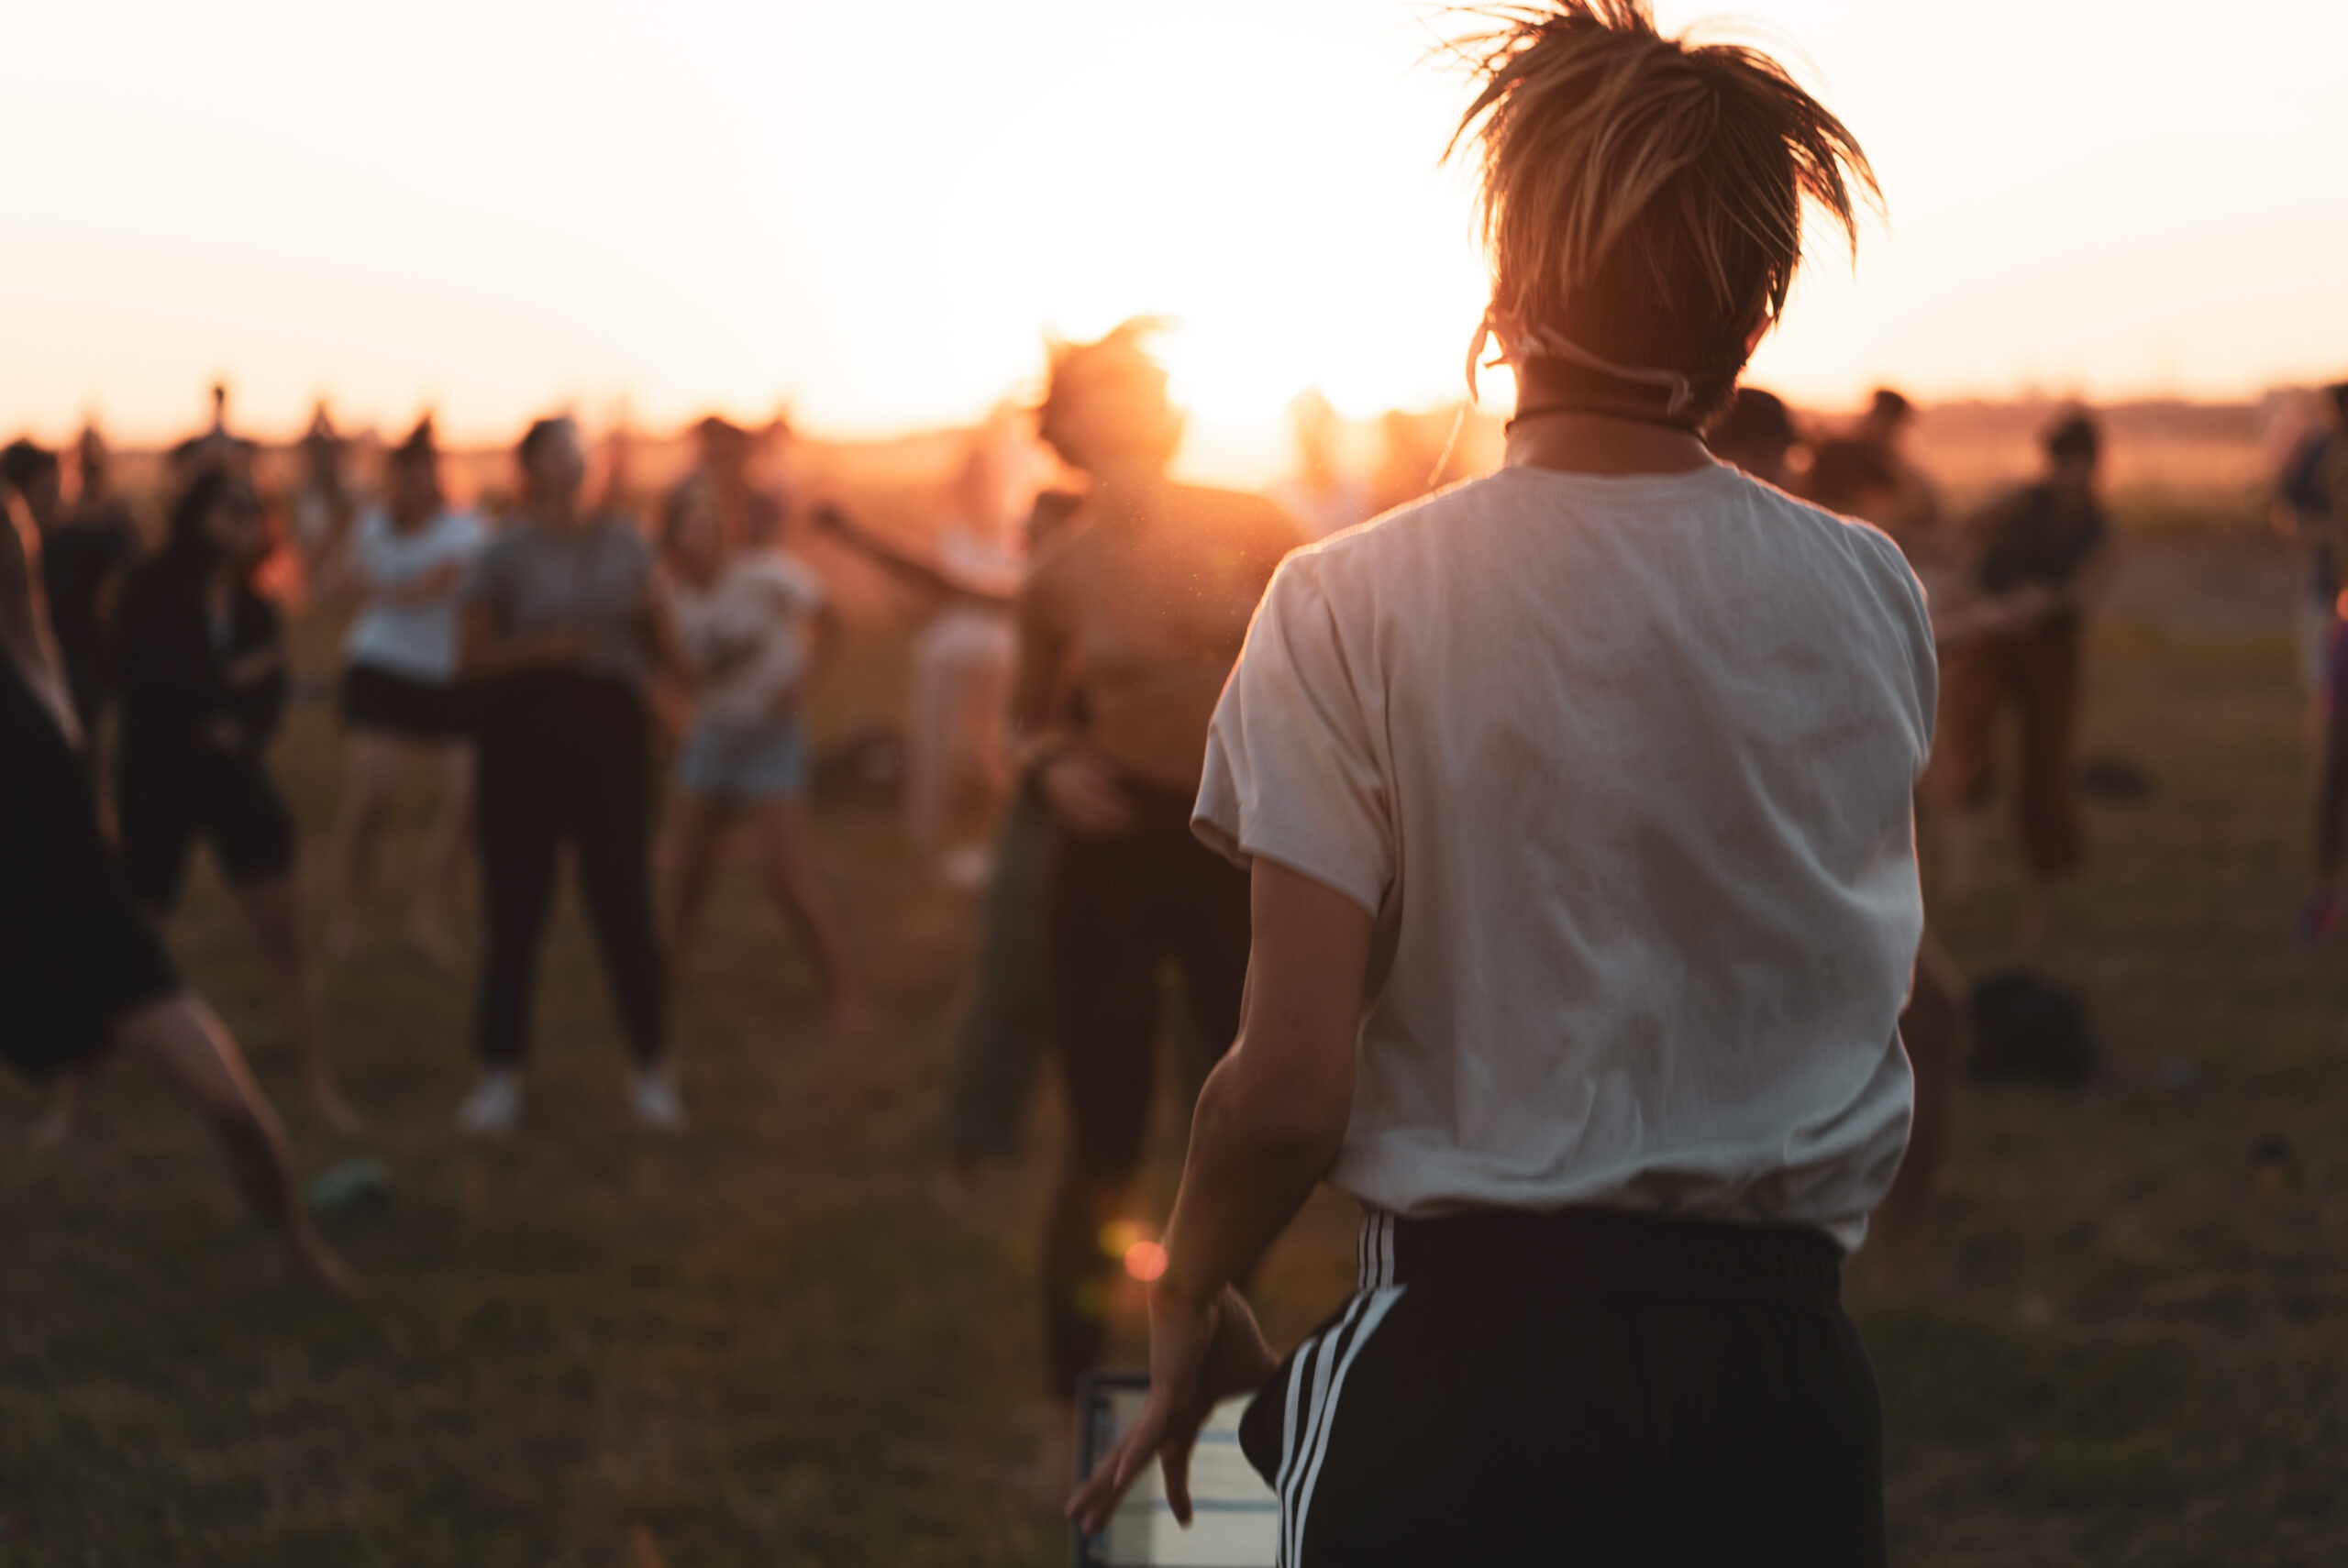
[1200,1029,1354,1164]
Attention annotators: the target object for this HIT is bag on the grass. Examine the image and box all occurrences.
[1966,968,2097,1086]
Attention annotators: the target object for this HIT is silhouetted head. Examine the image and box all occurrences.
[0,441,62,528]
[75,426,110,500]
[2327,381,2348,426]
[1863,388,1914,442]
[388,416,444,525]
[1450,2,1877,428]
[2044,412,2100,502]
[516,415,585,511]
[165,469,269,577]
[1036,319,1184,477]
[1804,437,1900,522]
[693,415,753,481]
[1706,387,1799,486]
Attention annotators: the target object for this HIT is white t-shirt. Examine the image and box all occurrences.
[1194,462,1937,1251]
[344,508,488,682]
[669,550,828,724]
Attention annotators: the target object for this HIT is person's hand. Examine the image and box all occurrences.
[1067,1281,1279,1533]
[1993,582,2061,630]
[1039,748,1136,837]
[530,629,591,667]
[221,643,284,687]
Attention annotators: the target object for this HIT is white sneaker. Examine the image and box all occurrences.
[629,1066,687,1132]
[457,1070,522,1134]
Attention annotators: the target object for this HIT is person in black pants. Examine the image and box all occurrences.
[1,480,351,1291]
[1009,321,1300,1492]
[103,470,357,1136]
[455,415,681,1134]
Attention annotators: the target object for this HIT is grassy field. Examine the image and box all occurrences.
[3,569,2344,1565]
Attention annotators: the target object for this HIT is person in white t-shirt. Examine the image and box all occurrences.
[1073,7,1928,1563]
[660,472,860,1032]
[327,418,486,966]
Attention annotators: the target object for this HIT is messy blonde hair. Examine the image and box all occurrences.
[1449,1,1877,425]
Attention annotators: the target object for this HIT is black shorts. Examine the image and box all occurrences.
[1239,1206,1886,1567]
[340,662,475,742]
[117,749,297,909]
[0,901,179,1078]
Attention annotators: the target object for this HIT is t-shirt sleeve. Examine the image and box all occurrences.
[1193,556,1392,917]
[460,535,510,626]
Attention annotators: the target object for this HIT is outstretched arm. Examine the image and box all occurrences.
[1070,859,1370,1530]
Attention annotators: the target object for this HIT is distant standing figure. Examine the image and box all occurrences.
[52,426,145,735]
[1937,413,2115,949]
[288,403,355,567]
[1852,387,1942,529]
[660,471,861,1032]
[327,418,485,966]
[1704,386,1802,488]
[1271,389,1371,541]
[112,471,358,1132]
[456,415,680,1133]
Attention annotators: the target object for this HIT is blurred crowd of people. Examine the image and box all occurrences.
[5,351,2131,1457]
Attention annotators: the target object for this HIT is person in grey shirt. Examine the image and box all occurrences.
[454,414,683,1134]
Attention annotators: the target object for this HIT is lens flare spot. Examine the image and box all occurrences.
[1124,1242,1169,1283]
[1098,1220,1148,1258]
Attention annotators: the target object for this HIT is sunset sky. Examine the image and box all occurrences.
[3,0,2340,481]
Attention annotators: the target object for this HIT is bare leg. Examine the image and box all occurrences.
[234,875,360,1134]
[29,1067,87,1149]
[405,741,473,969]
[751,798,863,1030]
[112,991,355,1293]
[1866,933,1965,1292]
[328,733,400,962]
[666,790,733,969]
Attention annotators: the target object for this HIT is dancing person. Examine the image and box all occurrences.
[50,426,145,737]
[325,418,485,966]
[1935,412,2115,950]
[456,415,678,1133]
[110,471,358,1135]
[1011,320,1301,1488]
[659,471,861,1032]
[1073,8,1924,1562]
[0,485,352,1291]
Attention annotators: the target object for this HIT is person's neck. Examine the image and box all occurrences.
[539,497,584,530]
[1504,404,1713,478]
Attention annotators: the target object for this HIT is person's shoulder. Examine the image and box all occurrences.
[1168,483,1304,548]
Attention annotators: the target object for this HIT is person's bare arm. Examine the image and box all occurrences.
[1069,860,1371,1529]
[1013,548,1134,834]
[457,601,584,679]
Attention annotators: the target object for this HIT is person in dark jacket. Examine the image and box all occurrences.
[111,470,356,1133]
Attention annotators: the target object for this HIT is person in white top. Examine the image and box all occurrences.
[1073,6,1928,1562]
[326,418,487,966]
[660,471,861,1032]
